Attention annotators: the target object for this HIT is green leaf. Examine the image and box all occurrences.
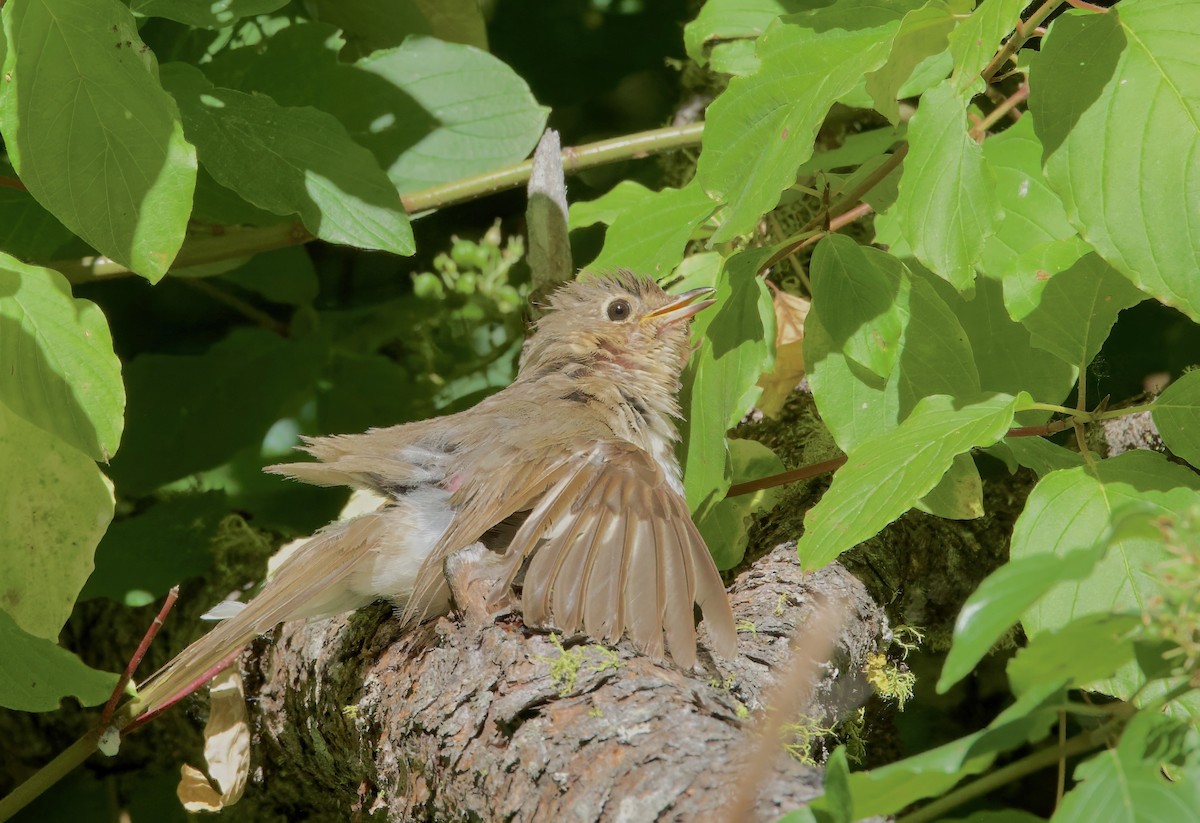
[947,0,1026,91]
[206,28,547,196]
[0,402,114,640]
[1030,1,1200,322]
[807,244,980,452]
[1012,451,1200,702]
[311,0,488,58]
[0,609,118,711]
[866,1,963,125]
[0,0,197,282]
[999,234,1093,321]
[696,438,785,569]
[130,0,288,29]
[810,235,905,380]
[698,1,908,241]
[822,746,854,823]
[219,246,319,307]
[892,80,998,289]
[1013,252,1145,370]
[0,161,76,259]
[0,255,125,462]
[316,353,430,434]
[569,181,654,230]
[794,124,906,178]
[798,392,1023,570]
[931,275,1076,424]
[107,328,329,496]
[161,63,413,256]
[939,540,1108,692]
[1006,613,1140,698]
[997,436,1085,477]
[682,0,820,68]
[682,248,775,514]
[1056,746,1200,823]
[979,115,1078,280]
[1152,371,1200,469]
[588,181,717,279]
[80,491,230,605]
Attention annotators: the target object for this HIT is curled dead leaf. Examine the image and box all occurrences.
[176,668,249,812]
[757,289,810,417]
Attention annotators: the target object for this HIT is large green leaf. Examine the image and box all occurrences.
[978,115,1078,280]
[107,328,329,495]
[0,0,197,281]
[205,27,547,196]
[1056,741,1200,823]
[682,0,820,69]
[682,249,775,514]
[929,275,1076,424]
[797,392,1023,570]
[569,181,655,230]
[810,235,905,380]
[1011,451,1200,701]
[130,0,288,29]
[311,0,488,58]
[1152,371,1200,470]
[866,0,964,125]
[1012,251,1145,370]
[892,80,998,289]
[1030,0,1200,322]
[698,0,909,241]
[0,255,125,462]
[0,609,118,711]
[807,242,980,452]
[79,491,230,606]
[1006,613,1140,698]
[588,181,717,279]
[0,402,114,640]
[0,161,75,259]
[161,62,413,256]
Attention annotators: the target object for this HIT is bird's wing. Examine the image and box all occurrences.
[408,441,736,667]
[265,424,454,495]
[127,513,388,724]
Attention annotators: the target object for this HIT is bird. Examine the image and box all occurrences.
[123,271,738,726]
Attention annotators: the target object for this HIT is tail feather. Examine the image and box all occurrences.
[122,514,387,725]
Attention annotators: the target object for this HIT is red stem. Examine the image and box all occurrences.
[98,586,179,730]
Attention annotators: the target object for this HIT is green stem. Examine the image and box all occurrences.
[1026,402,1093,421]
[402,121,704,214]
[897,719,1119,823]
[1095,402,1157,421]
[50,122,705,285]
[0,730,102,822]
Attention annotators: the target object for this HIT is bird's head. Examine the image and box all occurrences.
[519,271,713,391]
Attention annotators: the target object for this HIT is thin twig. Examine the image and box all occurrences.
[179,277,290,337]
[970,84,1029,140]
[98,586,180,730]
[981,0,1066,84]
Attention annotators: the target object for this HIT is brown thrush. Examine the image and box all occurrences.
[130,271,737,722]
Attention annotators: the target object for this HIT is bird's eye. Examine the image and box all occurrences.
[606,298,632,322]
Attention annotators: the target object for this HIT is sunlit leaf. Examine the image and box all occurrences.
[1030,0,1200,321]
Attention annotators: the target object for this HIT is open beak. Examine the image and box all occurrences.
[643,287,716,325]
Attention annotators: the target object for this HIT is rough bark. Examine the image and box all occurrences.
[219,544,888,821]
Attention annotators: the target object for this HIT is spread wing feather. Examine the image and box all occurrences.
[461,443,736,667]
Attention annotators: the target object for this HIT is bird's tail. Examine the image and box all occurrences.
[118,514,388,728]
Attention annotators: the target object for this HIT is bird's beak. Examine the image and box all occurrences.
[643,287,716,325]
